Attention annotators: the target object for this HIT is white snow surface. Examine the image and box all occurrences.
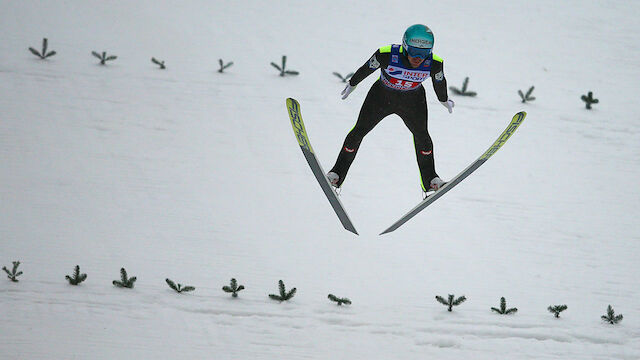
[2,1,640,359]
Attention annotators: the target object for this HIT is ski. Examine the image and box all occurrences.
[286,98,358,235]
[380,111,526,235]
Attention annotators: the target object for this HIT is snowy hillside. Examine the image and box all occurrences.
[1,1,639,359]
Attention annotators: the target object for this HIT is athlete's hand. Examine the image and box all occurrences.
[440,99,455,113]
[341,83,355,100]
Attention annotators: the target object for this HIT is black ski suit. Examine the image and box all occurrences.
[330,45,449,191]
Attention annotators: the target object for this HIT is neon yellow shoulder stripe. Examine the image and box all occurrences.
[433,54,443,62]
[379,45,406,53]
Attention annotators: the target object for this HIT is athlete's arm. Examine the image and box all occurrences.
[348,49,390,87]
[430,55,449,102]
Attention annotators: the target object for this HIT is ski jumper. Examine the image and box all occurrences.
[330,44,449,191]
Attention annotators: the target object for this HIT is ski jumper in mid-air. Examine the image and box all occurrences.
[327,24,455,194]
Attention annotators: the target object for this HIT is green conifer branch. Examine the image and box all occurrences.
[151,57,166,69]
[112,267,136,288]
[328,294,352,306]
[449,77,477,97]
[436,294,467,312]
[462,77,469,92]
[581,91,599,109]
[29,38,57,59]
[3,261,23,282]
[271,56,298,77]
[518,86,536,103]
[222,278,245,297]
[269,280,296,302]
[65,265,87,285]
[166,278,195,293]
[218,59,234,73]
[333,72,354,83]
[92,51,118,65]
[491,297,518,315]
[547,304,568,318]
[601,305,623,324]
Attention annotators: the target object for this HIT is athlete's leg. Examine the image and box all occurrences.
[330,81,392,187]
[397,88,438,191]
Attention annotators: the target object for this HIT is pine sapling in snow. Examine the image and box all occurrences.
[112,268,136,288]
[548,304,568,318]
[92,51,118,65]
[449,77,477,97]
[491,297,518,315]
[269,280,297,302]
[435,294,467,312]
[333,71,354,83]
[29,38,57,59]
[165,278,195,293]
[518,86,536,103]
[581,91,599,109]
[222,278,245,297]
[218,59,234,73]
[65,265,87,285]
[271,56,299,77]
[151,57,166,69]
[328,294,352,306]
[601,305,623,324]
[3,261,23,282]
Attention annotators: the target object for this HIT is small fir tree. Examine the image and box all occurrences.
[65,265,87,285]
[112,268,136,288]
[92,51,118,65]
[218,59,234,73]
[581,91,599,109]
[271,56,299,77]
[491,297,518,315]
[333,71,354,83]
[601,305,623,324]
[151,57,166,69]
[449,77,477,96]
[3,261,23,282]
[436,294,467,312]
[269,280,297,302]
[547,304,568,318]
[518,86,536,103]
[29,38,57,59]
[328,294,351,306]
[165,278,195,293]
[222,278,245,297]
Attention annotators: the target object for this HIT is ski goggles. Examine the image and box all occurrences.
[405,45,432,59]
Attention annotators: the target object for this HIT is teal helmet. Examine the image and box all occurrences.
[402,24,434,59]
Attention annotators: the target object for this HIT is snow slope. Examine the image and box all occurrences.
[1,1,639,359]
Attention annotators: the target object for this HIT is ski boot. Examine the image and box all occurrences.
[326,172,340,187]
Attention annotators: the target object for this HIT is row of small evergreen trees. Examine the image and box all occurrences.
[3,261,624,322]
[29,37,296,75]
[27,38,599,108]
[450,77,599,109]
[1,262,348,306]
